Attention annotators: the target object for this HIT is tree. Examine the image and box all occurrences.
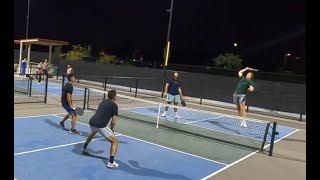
[65,44,91,61]
[83,45,92,57]
[211,53,243,70]
[53,46,63,57]
[97,50,118,64]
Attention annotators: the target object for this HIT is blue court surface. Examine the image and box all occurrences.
[15,81,95,96]
[125,106,297,143]
[14,115,227,180]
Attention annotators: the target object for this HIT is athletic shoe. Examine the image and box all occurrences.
[69,129,80,135]
[161,112,166,117]
[174,114,181,119]
[107,161,119,168]
[240,120,248,128]
[81,148,88,154]
[58,121,65,128]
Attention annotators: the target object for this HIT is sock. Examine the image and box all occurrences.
[109,156,114,163]
[83,143,88,149]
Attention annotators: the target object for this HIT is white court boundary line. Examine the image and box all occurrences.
[14,113,299,179]
[50,114,227,166]
[14,114,226,166]
[14,137,106,156]
[200,128,300,180]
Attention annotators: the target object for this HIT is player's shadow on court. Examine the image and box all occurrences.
[111,160,192,180]
[44,119,103,139]
[71,141,128,157]
[70,143,191,179]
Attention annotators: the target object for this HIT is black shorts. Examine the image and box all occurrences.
[233,93,246,105]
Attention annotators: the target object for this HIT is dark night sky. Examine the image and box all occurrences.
[14,0,306,72]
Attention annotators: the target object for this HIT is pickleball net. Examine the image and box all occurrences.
[83,87,276,151]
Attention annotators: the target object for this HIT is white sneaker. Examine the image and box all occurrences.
[174,114,181,119]
[161,112,166,117]
[81,148,88,154]
[240,120,248,128]
[107,161,119,168]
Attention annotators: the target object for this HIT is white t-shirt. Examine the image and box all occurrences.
[67,67,73,74]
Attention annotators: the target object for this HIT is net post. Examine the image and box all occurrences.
[260,123,271,151]
[200,98,202,105]
[246,106,249,112]
[83,87,87,110]
[269,122,278,156]
[135,79,139,98]
[156,103,162,128]
[44,74,48,104]
[103,77,107,100]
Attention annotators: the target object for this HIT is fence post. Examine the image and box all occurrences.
[87,88,90,109]
[61,74,65,96]
[44,74,48,104]
[83,88,87,110]
[56,67,59,80]
[29,75,32,97]
[103,77,107,100]
[129,79,132,93]
[272,82,280,112]
[135,79,139,98]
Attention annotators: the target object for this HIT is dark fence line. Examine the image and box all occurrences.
[168,63,306,84]
[55,60,306,117]
[14,73,49,104]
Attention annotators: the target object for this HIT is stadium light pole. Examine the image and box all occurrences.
[26,0,31,39]
[161,0,174,98]
[283,53,291,71]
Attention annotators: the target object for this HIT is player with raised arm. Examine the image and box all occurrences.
[233,67,255,127]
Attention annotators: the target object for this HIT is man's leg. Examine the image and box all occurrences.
[173,102,178,113]
[236,103,241,116]
[95,126,119,168]
[239,103,247,117]
[173,102,181,118]
[239,100,248,127]
[70,113,77,129]
[59,114,69,127]
[161,101,172,117]
[69,113,80,135]
[81,130,97,154]
[106,135,119,160]
[38,74,41,83]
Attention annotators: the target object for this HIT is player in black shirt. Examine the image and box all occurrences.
[59,74,80,135]
[81,90,119,168]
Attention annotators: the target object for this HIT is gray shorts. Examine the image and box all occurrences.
[90,126,114,138]
[166,94,181,103]
[233,93,246,105]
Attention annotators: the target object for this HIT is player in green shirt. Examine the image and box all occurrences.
[233,67,255,127]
